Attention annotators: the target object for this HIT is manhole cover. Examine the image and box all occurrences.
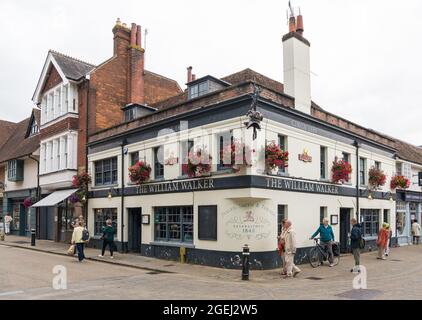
[336,289,382,300]
[11,241,29,244]
[306,277,323,280]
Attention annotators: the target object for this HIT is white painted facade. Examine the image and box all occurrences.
[4,156,39,192]
[87,115,396,261]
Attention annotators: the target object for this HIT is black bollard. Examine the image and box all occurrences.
[241,244,250,280]
[31,229,36,246]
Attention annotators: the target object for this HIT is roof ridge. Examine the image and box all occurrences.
[49,49,96,67]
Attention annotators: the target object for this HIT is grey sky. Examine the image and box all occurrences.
[0,0,421,145]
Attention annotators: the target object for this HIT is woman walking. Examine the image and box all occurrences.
[277,219,288,276]
[71,221,86,262]
[377,223,390,260]
[98,219,115,259]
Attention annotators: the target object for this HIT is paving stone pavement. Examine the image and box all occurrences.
[1,235,422,299]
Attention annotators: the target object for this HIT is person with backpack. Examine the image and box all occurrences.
[98,219,115,259]
[71,221,89,262]
[310,218,335,267]
[350,218,363,273]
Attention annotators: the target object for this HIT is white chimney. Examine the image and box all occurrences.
[283,13,311,114]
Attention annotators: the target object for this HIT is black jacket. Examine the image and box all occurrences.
[350,223,362,249]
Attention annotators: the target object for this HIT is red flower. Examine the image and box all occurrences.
[390,175,410,190]
[265,142,288,170]
[331,159,352,184]
[368,167,387,189]
[128,161,152,185]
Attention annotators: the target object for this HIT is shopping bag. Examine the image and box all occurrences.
[67,244,76,256]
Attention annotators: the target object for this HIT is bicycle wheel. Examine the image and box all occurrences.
[308,247,321,268]
[332,254,340,266]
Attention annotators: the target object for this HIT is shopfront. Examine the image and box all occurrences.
[2,189,37,237]
[396,190,422,245]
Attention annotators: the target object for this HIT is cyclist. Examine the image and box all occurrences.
[310,218,335,267]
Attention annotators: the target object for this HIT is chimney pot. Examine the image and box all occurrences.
[288,16,296,33]
[130,23,137,46]
[136,25,142,47]
[296,15,304,35]
[187,66,193,83]
[192,74,196,81]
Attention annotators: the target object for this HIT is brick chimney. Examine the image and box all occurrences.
[187,66,193,83]
[282,9,311,114]
[128,23,145,105]
[112,18,131,56]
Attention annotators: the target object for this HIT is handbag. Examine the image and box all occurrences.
[359,238,366,250]
[67,244,76,256]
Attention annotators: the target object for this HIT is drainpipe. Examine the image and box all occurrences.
[85,80,90,227]
[120,138,127,253]
[29,155,40,238]
[354,140,360,222]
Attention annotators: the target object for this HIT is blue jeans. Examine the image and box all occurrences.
[76,243,85,261]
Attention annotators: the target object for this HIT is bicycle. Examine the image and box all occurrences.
[308,238,340,268]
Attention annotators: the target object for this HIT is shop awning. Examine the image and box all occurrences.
[32,189,78,207]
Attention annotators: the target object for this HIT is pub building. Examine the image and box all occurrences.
[84,11,401,269]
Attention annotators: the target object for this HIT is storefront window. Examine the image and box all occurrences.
[94,208,118,236]
[277,205,287,234]
[154,206,193,243]
[410,203,417,222]
[396,201,407,236]
[12,202,21,231]
[361,209,380,237]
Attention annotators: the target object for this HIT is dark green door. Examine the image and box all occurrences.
[19,204,26,236]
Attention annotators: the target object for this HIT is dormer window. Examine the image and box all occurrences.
[122,104,157,122]
[187,76,230,100]
[30,119,39,136]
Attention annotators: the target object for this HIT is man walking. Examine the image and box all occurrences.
[283,220,301,278]
[350,218,362,273]
[310,218,335,267]
[4,213,12,235]
[277,218,288,276]
[412,219,421,245]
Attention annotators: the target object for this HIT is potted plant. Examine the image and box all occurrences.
[71,171,92,205]
[331,158,352,184]
[368,166,387,190]
[128,161,152,184]
[186,149,212,177]
[390,175,410,190]
[220,141,255,172]
[23,197,34,208]
[265,142,289,173]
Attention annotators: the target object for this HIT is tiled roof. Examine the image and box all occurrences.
[0,109,40,164]
[221,68,284,93]
[394,140,422,166]
[0,120,17,150]
[50,50,96,81]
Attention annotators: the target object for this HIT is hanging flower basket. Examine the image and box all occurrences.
[72,171,92,189]
[128,161,152,185]
[220,141,255,172]
[331,158,352,184]
[68,190,87,204]
[187,149,212,177]
[390,175,410,190]
[265,142,289,171]
[23,197,34,208]
[368,166,387,189]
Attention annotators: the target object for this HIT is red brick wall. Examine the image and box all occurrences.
[40,117,79,140]
[42,65,62,94]
[144,71,182,105]
[89,27,130,132]
[77,81,89,172]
